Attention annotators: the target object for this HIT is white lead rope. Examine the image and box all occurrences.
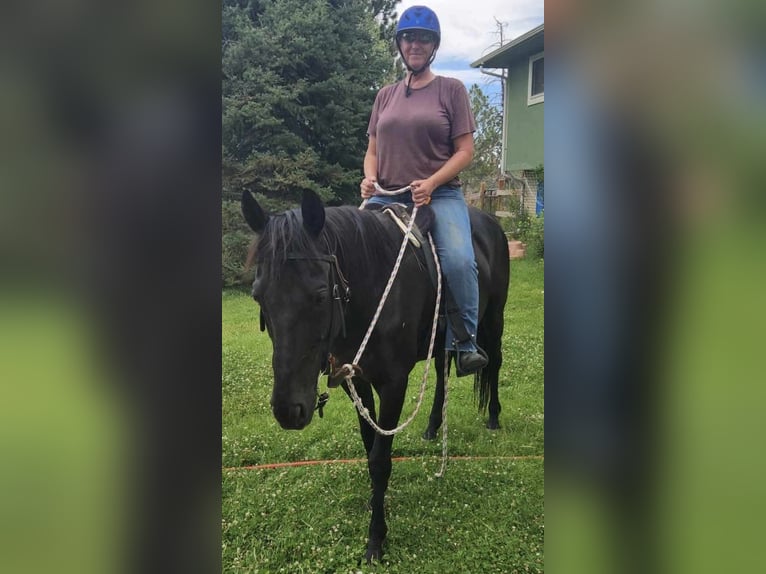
[339,186,449,476]
[359,182,412,209]
[373,182,412,195]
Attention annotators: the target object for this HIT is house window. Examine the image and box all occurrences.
[528,52,544,106]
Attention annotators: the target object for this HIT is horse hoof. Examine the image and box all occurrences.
[365,542,383,563]
[486,419,500,430]
[422,427,437,440]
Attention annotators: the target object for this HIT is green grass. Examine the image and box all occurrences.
[222,258,544,573]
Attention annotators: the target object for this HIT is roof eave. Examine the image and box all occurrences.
[470,23,544,69]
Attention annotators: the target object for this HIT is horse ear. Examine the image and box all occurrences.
[301,189,325,237]
[241,190,269,233]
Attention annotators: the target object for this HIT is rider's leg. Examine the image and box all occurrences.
[428,187,486,373]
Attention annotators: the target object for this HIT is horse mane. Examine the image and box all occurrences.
[246,206,400,280]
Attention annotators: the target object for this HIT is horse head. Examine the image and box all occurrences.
[242,189,339,430]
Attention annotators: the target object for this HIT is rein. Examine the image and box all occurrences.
[341,211,441,430]
[358,182,413,210]
[298,190,450,475]
[341,191,450,476]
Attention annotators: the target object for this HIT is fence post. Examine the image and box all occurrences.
[479,181,486,211]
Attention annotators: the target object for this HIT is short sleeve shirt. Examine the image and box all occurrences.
[367,76,476,189]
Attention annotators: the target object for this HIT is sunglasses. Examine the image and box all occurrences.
[400,31,437,44]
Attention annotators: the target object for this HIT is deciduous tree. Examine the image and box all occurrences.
[462,84,503,188]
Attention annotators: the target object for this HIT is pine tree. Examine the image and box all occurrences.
[222,0,394,208]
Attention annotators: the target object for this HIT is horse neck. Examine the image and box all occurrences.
[326,208,402,305]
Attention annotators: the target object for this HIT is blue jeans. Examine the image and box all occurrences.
[366,186,479,352]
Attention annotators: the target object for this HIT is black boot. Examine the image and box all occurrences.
[455,346,488,377]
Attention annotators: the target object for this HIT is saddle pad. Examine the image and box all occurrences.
[383,207,421,248]
[381,203,435,248]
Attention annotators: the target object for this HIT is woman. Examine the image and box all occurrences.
[360,5,487,375]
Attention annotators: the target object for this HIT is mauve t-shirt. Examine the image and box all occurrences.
[367,76,476,190]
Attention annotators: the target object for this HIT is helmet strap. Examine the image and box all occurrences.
[398,43,438,98]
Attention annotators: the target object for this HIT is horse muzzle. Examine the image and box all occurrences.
[269,349,324,429]
[270,396,314,430]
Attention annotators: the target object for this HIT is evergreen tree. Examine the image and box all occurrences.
[222,0,393,208]
[370,0,403,80]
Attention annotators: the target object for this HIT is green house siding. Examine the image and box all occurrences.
[504,57,544,172]
[471,24,544,175]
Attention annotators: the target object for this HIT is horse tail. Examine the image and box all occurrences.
[474,368,491,415]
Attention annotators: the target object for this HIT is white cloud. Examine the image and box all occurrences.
[396,0,544,65]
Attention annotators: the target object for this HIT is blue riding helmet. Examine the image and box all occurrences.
[396,5,441,45]
[396,5,441,90]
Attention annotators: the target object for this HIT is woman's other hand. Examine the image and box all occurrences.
[361,176,377,199]
[411,178,436,207]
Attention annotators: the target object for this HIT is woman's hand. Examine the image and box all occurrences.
[410,178,437,207]
[360,176,377,199]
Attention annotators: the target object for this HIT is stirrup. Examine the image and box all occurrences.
[454,345,488,377]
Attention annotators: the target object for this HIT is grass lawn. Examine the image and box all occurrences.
[222,258,544,573]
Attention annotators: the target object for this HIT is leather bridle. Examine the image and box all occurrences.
[285,252,351,373]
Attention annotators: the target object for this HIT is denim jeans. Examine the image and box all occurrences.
[366,186,479,352]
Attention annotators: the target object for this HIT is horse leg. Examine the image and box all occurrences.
[423,349,448,440]
[484,341,502,430]
[365,382,406,563]
[478,313,503,430]
[341,377,377,457]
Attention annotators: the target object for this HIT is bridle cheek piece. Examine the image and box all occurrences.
[285,252,351,377]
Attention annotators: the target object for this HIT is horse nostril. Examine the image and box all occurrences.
[272,400,309,429]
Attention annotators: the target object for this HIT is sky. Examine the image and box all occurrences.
[396,0,544,103]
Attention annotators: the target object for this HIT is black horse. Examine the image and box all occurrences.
[242,189,509,562]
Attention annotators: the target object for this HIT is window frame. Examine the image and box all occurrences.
[527,52,544,106]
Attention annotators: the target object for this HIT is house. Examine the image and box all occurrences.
[471,23,543,215]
